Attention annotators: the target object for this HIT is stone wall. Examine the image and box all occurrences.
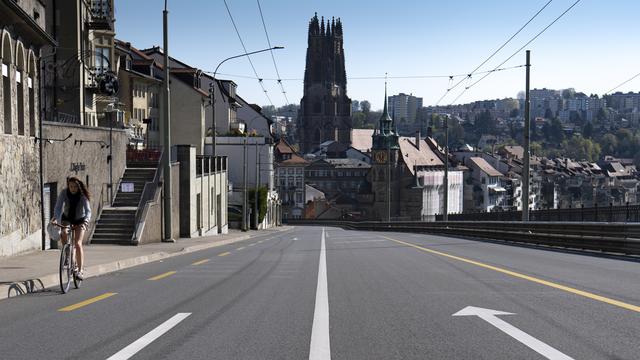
[0,135,42,257]
[43,122,127,242]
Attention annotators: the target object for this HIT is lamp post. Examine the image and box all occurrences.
[209,46,284,157]
[443,114,450,221]
[162,0,174,242]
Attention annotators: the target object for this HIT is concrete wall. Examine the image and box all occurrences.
[170,79,205,153]
[176,145,228,238]
[138,163,181,244]
[216,136,274,191]
[43,122,127,242]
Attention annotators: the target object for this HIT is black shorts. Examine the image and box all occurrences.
[62,214,87,226]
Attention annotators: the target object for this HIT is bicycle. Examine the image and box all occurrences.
[53,223,83,293]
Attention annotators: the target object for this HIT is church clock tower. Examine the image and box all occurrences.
[370,85,400,221]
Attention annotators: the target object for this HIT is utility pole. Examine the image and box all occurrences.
[443,114,449,221]
[522,50,531,222]
[162,0,174,241]
[254,141,259,230]
[242,136,248,231]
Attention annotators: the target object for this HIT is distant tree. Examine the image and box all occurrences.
[600,133,618,155]
[474,110,496,135]
[517,91,526,100]
[360,100,371,114]
[544,108,554,119]
[596,107,608,122]
[562,88,576,99]
[352,100,360,113]
[561,136,601,161]
[352,112,366,128]
[509,108,519,118]
[530,141,543,156]
[583,121,593,138]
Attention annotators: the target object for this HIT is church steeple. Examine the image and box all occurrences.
[372,82,399,150]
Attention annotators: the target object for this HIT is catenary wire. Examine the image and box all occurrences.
[256,0,291,106]
[434,0,554,106]
[222,0,275,107]
[448,0,582,105]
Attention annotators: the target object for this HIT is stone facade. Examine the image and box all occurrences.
[0,1,54,257]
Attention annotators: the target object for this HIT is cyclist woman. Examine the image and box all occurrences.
[51,177,92,280]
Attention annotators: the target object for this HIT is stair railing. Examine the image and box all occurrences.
[131,151,164,244]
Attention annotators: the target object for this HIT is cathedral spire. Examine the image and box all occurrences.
[320,16,325,35]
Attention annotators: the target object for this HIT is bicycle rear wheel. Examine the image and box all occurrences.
[59,244,72,294]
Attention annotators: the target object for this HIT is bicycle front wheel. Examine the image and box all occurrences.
[59,244,72,294]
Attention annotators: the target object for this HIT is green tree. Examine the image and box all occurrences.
[583,121,593,138]
[352,112,366,128]
[360,100,371,114]
[600,133,618,155]
[474,110,496,135]
[561,136,601,161]
[509,108,519,118]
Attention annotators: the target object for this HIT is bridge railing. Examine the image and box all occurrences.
[285,219,640,256]
[435,203,640,223]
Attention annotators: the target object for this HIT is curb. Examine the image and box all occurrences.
[1,226,292,301]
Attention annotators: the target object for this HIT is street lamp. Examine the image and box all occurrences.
[209,46,284,157]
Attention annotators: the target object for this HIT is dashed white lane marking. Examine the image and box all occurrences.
[309,227,331,360]
[106,313,191,360]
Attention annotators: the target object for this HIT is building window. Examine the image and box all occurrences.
[2,62,10,134]
[16,70,24,135]
[95,47,110,73]
[28,77,35,136]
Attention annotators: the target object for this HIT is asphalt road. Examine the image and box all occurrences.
[0,226,639,359]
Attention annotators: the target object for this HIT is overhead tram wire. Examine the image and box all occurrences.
[605,71,640,95]
[222,0,275,108]
[448,0,582,105]
[204,64,525,82]
[434,0,554,106]
[256,0,291,107]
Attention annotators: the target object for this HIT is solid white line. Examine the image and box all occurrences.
[106,313,191,360]
[309,227,331,360]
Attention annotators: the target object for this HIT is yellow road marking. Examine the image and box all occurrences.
[218,252,231,257]
[58,292,117,312]
[384,236,640,314]
[236,247,246,250]
[148,271,177,281]
[192,259,210,266]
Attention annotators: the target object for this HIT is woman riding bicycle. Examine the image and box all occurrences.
[51,177,92,280]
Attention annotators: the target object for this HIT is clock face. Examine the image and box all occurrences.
[374,151,387,164]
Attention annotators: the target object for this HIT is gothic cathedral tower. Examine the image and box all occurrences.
[298,14,352,153]
[370,85,401,221]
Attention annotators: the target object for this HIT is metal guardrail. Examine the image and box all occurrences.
[438,204,640,223]
[285,219,640,256]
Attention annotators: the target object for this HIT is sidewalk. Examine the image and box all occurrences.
[0,227,291,301]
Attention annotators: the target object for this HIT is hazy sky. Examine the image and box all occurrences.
[115,0,640,110]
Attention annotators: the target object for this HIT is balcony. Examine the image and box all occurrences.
[87,0,113,31]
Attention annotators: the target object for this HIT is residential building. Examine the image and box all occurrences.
[0,0,56,256]
[465,157,507,212]
[114,40,163,148]
[388,93,422,123]
[43,0,117,126]
[274,138,308,219]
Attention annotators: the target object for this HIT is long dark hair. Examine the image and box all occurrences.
[67,176,91,201]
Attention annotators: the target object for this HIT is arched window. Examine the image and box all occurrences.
[1,32,13,134]
[27,50,36,137]
[15,42,25,135]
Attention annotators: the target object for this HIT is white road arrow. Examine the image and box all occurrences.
[452,306,574,360]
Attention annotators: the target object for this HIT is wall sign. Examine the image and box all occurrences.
[69,162,86,174]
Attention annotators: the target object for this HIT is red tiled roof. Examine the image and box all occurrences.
[399,137,444,175]
[468,157,503,177]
